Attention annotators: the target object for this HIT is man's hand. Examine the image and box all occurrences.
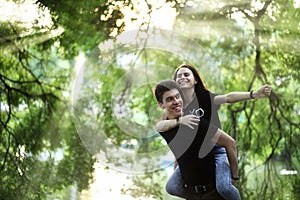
[232,179,236,185]
[178,115,200,129]
[253,85,272,99]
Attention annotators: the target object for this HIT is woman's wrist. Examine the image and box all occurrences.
[176,117,181,126]
[250,90,255,99]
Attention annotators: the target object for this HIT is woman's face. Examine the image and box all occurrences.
[175,67,197,89]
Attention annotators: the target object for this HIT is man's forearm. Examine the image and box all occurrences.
[215,129,239,178]
[225,143,239,178]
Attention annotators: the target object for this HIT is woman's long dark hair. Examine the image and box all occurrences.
[173,64,209,92]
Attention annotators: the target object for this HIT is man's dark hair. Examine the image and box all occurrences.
[154,80,184,103]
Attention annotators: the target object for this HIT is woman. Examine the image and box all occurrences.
[156,64,272,200]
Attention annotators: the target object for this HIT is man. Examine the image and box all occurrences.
[154,80,233,200]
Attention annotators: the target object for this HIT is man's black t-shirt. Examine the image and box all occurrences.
[160,120,216,186]
[159,88,222,186]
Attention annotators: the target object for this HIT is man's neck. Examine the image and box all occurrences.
[165,113,181,120]
[166,115,178,120]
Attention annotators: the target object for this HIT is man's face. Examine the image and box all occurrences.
[159,89,183,119]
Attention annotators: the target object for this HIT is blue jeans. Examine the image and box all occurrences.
[214,146,241,200]
[166,167,185,198]
[166,146,241,200]
[184,188,225,200]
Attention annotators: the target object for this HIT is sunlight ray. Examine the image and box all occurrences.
[0,0,62,52]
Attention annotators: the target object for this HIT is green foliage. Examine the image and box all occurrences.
[121,171,167,200]
[0,1,96,197]
[37,0,108,58]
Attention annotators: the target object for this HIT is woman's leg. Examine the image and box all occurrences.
[214,146,241,200]
[166,166,185,198]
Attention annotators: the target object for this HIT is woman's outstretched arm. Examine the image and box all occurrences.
[214,84,272,105]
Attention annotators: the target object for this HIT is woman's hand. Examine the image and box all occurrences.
[253,85,272,98]
[178,115,200,129]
